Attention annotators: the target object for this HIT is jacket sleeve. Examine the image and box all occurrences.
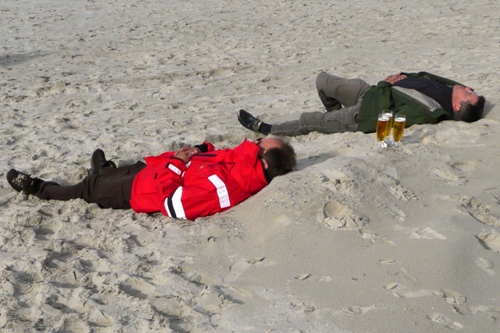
[357,81,393,133]
[160,172,239,220]
[154,157,187,208]
[403,71,463,86]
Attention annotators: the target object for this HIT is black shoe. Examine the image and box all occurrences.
[238,109,263,133]
[7,169,40,195]
[90,149,116,175]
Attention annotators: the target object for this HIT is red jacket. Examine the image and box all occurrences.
[129,139,268,220]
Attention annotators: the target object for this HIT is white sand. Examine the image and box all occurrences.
[1,0,499,332]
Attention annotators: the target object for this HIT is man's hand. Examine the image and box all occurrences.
[173,145,201,164]
[384,73,408,85]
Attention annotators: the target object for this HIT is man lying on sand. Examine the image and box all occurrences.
[238,71,486,136]
[7,138,296,220]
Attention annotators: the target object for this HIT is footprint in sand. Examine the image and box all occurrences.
[460,196,500,227]
[392,289,439,299]
[386,183,417,202]
[149,296,185,317]
[386,204,407,222]
[427,313,464,330]
[213,285,252,304]
[295,273,312,281]
[473,257,494,275]
[442,289,467,305]
[464,304,500,315]
[359,228,396,245]
[89,309,114,328]
[431,167,466,185]
[118,275,156,300]
[33,210,62,240]
[451,160,478,172]
[224,260,252,283]
[391,286,467,307]
[410,227,446,240]
[167,263,207,286]
[378,259,418,286]
[209,67,235,77]
[3,268,44,296]
[322,200,367,229]
[223,257,266,283]
[476,230,500,253]
[342,305,375,315]
[291,300,315,313]
[33,81,68,97]
[61,318,91,333]
[195,286,235,315]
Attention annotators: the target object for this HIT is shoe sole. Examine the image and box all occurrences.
[238,110,261,132]
[90,149,106,175]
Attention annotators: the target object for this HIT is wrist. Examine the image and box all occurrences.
[171,156,187,163]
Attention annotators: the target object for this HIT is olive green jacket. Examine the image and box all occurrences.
[356,72,462,133]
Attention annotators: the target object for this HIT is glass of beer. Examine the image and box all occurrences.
[376,113,390,147]
[383,111,394,138]
[392,114,406,145]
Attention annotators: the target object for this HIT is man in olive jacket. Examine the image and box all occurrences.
[237,71,486,136]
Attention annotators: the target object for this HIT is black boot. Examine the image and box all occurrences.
[90,149,116,175]
[6,169,43,195]
[238,109,271,134]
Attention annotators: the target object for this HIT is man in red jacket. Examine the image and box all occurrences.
[6,138,296,220]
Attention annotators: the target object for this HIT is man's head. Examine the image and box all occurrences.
[253,138,296,182]
[451,85,486,122]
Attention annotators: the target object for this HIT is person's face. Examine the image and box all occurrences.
[452,85,479,111]
[251,138,283,170]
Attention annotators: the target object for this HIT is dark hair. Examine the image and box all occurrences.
[262,140,296,182]
[455,95,486,122]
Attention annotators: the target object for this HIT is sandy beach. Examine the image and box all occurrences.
[1,0,499,332]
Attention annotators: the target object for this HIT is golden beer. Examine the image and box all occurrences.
[383,111,394,137]
[376,114,390,142]
[392,115,406,143]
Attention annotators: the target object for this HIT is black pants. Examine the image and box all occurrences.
[34,161,146,209]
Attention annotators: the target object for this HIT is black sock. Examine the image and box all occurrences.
[259,123,272,135]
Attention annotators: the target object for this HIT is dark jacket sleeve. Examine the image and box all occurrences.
[402,72,463,86]
[356,81,393,133]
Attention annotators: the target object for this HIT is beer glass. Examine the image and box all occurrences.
[392,114,406,144]
[383,111,394,137]
[376,113,390,146]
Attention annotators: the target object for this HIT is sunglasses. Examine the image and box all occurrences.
[253,138,266,158]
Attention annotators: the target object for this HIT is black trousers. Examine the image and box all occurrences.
[34,161,146,209]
